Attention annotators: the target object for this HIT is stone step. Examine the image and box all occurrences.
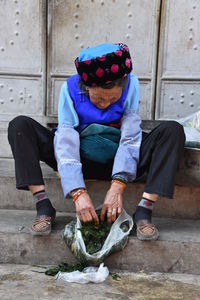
[1,209,200,275]
[0,158,200,219]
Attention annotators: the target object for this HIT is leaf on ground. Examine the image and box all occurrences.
[110,272,121,281]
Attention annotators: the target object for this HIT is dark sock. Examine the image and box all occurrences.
[33,190,56,217]
[134,197,155,224]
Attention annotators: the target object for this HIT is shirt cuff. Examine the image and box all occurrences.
[112,174,128,184]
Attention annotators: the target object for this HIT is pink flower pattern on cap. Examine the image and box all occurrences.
[111,64,119,73]
[75,59,79,68]
[82,72,88,81]
[96,68,104,78]
[75,43,132,87]
[125,58,131,68]
[84,59,91,65]
[97,56,106,61]
[114,50,122,56]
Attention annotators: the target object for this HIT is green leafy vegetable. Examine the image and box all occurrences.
[79,217,112,255]
[110,272,121,281]
[45,262,85,276]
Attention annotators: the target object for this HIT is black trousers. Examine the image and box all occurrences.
[8,116,185,198]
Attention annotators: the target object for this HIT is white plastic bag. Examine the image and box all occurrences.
[178,110,200,130]
[177,111,200,148]
[56,263,109,284]
[63,209,133,266]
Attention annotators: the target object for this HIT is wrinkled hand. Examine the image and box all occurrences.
[75,192,99,224]
[100,182,124,224]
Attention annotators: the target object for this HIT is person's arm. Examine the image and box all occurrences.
[54,82,98,224]
[111,110,142,182]
[54,124,85,196]
[112,73,142,182]
[54,81,85,197]
[101,74,142,222]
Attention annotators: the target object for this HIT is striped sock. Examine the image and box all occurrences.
[138,197,155,210]
[33,190,56,217]
[134,197,155,223]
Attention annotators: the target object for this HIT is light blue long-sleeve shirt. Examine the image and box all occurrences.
[54,73,142,197]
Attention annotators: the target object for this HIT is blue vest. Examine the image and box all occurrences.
[66,74,130,130]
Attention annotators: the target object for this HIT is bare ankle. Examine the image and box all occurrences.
[29,185,45,195]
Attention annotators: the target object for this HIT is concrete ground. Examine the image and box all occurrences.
[0,264,200,300]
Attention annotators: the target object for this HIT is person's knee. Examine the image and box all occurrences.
[8,115,32,139]
[160,121,185,143]
[8,115,31,130]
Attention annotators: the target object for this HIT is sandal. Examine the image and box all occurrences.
[135,220,159,241]
[30,213,56,236]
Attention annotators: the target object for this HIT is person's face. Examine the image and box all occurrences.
[88,86,122,110]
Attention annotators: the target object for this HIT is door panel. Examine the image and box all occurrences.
[156,0,200,119]
[0,77,43,115]
[47,0,160,120]
[0,0,45,74]
[0,0,46,158]
[160,81,200,119]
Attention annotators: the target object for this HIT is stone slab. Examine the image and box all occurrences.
[1,209,200,275]
[1,265,200,300]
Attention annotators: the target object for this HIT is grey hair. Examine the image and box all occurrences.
[78,76,128,95]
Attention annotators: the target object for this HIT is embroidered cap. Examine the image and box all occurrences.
[74,43,132,87]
